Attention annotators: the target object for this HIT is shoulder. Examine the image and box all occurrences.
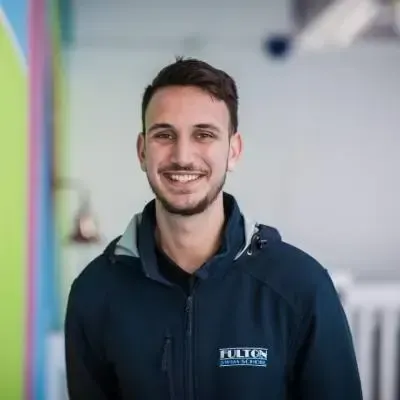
[67,253,113,317]
[242,238,337,316]
[67,236,125,316]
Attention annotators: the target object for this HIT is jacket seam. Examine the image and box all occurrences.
[238,266,315,385]
[239,268,302,318]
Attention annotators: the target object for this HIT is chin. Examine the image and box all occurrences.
[158,193,211,217]
[165,194,202,208]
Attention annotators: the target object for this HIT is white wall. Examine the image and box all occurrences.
[64,0,400,278]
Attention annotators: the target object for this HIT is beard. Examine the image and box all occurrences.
[147,171,227,217]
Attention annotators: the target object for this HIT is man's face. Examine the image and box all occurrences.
[137,85,242,216]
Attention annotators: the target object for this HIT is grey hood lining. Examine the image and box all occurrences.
[115,212,258,261]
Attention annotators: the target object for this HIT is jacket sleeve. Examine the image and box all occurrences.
[289,270,363,399]
[65,280,118,400]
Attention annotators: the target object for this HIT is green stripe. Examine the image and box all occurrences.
[0,17,28,400]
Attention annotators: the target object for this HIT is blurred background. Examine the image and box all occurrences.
[1,0,400,399]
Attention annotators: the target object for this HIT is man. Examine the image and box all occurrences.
[65,57,363,399]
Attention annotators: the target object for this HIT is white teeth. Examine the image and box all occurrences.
[168,174,201,182]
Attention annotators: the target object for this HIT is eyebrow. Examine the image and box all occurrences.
[147,123,174,134]
[147,123,221,134]
[193,123,221,133]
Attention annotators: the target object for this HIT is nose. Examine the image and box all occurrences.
[170,136,194,166]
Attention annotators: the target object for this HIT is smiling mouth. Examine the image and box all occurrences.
[162,172,205,183]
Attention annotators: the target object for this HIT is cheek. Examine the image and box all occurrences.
[145,156,168,182]
[207,147,229,169]
[206,160,229,179]
[146,145,170,166]
[144,150,161,169]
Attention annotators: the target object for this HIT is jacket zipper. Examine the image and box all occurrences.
[185,279,196,400]
[162,333,175,400]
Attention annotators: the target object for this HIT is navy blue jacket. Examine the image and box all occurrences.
[65,193,363,400]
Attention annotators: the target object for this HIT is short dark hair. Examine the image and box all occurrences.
[141,57,238,134]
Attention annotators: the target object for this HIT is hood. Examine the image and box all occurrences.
[114,194,282,278]
[115,211,259,261]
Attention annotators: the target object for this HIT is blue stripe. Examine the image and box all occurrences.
[1,0,28,59]
[34,67,58,400]
[33,7,60,398]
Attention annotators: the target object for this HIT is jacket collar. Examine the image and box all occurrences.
[115,193,254,283]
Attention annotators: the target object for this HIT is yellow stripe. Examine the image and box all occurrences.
[0,13,28,400]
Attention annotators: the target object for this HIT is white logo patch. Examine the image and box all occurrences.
[219,347,268,367]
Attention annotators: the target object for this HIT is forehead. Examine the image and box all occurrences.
[145,86,230,131]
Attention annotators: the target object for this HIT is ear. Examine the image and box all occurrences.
[227,132,243,172]
[136,132,146,171]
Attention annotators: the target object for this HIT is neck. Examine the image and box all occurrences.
[155,195,225,274]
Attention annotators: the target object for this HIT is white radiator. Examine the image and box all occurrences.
[46,274,400,400]
[341,281,400,400]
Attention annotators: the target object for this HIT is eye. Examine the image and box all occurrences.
[153,132,174,140]
[196,131,214,140]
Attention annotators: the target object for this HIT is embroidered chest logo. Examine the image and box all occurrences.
[219,347,268,367]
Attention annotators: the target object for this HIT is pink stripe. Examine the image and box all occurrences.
[26,0,44,398]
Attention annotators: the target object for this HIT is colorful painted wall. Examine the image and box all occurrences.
[0,1,29,398]
[0,0,64,398]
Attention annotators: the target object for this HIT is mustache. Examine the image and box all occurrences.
[159,163,207,173]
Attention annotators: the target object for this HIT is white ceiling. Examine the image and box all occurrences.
[70,0,400,52]
[71,0,292,48]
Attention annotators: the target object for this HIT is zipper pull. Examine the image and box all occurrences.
[185,296,193,313]
[162,334,172,372]
[185,296,194,337]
